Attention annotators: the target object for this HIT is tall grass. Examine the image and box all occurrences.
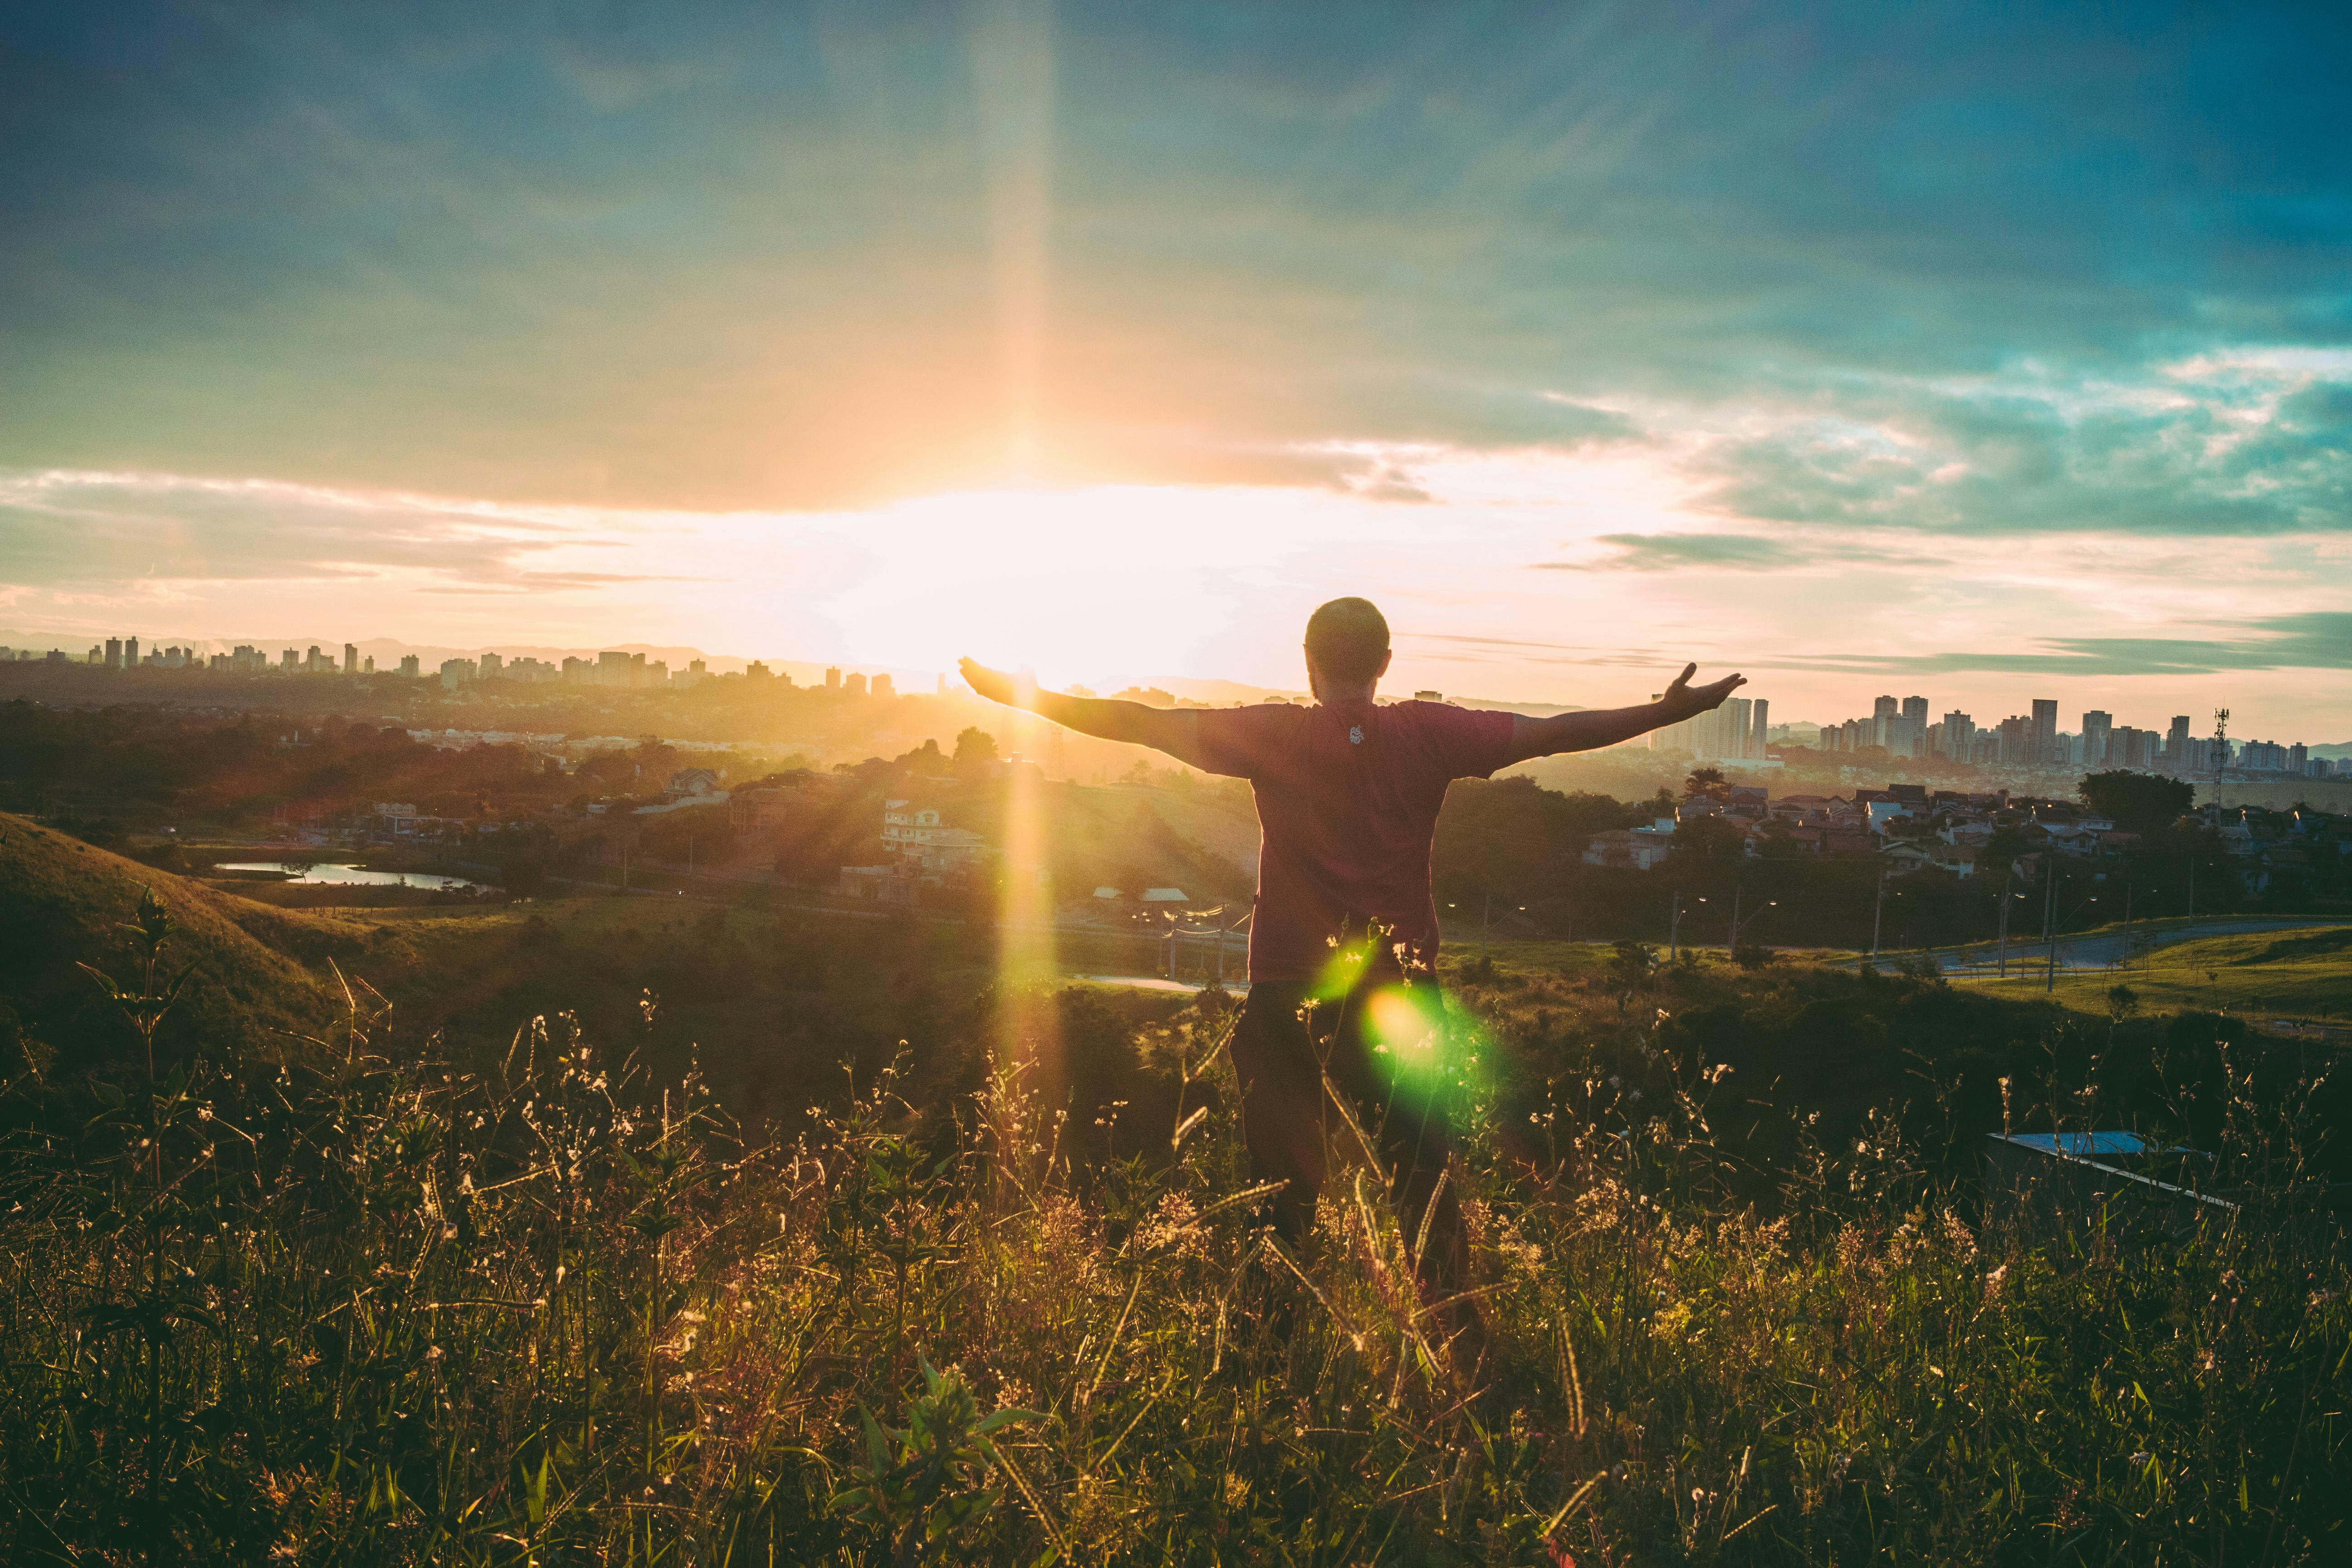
[0,897,2345,1563]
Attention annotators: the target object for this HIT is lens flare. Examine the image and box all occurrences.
[992,708,1063,1151]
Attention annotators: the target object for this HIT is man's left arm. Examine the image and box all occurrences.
[1499,662,1745,764]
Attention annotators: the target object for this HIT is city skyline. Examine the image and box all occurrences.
[3,6,2348,732]
[15,624,2349,774]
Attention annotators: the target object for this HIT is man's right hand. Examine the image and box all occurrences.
[959,657,1028,709]
[1661,662,1746,719]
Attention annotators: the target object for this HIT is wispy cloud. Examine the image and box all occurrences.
[1755,614,2352,679]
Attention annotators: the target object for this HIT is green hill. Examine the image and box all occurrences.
[1952,921,2352,1023]
[0,813,365,1070]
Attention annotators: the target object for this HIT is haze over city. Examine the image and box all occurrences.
[4,3,2349,732]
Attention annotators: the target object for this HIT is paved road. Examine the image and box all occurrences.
[1937,916,2352,975]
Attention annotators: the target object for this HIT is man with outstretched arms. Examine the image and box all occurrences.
[961,597,1743,1310]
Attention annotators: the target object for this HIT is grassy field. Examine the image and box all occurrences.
[1950,923,2352,1025]
[3,882,2344,1562]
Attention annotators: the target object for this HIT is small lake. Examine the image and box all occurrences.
[217,862,483,892]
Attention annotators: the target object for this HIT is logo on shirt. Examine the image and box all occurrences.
[1348,725,1364,745]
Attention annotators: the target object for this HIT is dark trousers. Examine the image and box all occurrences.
[1227,974,1467,1303]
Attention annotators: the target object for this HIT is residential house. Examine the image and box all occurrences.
[1583,828,1673,872]
[839,862,921,906]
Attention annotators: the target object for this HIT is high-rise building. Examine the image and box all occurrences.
[825,666,841,690]
[479,651,503,680]
[124,636,140,666]
[2030,699,2058,764]
[1901,695,1928,729]
[2082,711,2112,766]
[873,673,897,700]
[1940,711,1975,760]
[1747,698,1767,757]
[844,671,868,696]
[399,654,421,678]
[439,657,474,691]
[344,642,358,674]
[104,637,122,671]
[2165,715,2192,764]
[1873,695,1899,720]
[1649,695,1756,761]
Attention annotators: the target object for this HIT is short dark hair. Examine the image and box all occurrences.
[1303,597,1390,685]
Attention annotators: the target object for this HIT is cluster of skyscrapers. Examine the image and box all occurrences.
[1647,692,1771,762]
[68,636,906,702]
[1814,696,2333,779]
[83,636,373,675]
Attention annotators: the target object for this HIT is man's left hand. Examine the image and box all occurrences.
[1661,662,1746,718]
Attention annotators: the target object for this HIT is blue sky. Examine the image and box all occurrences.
[2,2,2348,732]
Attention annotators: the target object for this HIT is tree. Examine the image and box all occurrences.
[1673,814,1747,860]
[953,727,999,769]
[1684,766,1728,801]
[1605,939,1655,992]
[2079,770,2194,835]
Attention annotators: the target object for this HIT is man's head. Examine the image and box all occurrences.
[1303,597,1392,700]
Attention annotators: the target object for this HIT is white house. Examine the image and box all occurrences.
[883,799,946,854]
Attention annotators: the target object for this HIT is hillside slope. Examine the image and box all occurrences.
[0,813,363,1068]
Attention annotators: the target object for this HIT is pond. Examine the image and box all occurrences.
[216,862,484,892]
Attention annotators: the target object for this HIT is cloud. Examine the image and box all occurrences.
[5,4,2346,509]
[1531,530,1953,573]
[1683,359,2352,540]
[0,469,612,588]
[1753,612,2352,679]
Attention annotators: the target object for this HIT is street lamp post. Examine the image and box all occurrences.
[1728,895,1777,952]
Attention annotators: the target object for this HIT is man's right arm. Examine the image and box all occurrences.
[1502,662,1745,764]
[959,658,1205,761]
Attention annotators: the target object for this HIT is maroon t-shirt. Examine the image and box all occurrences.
[1166,700,1519,982]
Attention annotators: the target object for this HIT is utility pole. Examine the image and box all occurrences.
[1869,872,1885,966]
[1669,890,1683,964]
[2044,864,2059,993]
[1997,869,2010,978]
[1728,886,1741,960]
